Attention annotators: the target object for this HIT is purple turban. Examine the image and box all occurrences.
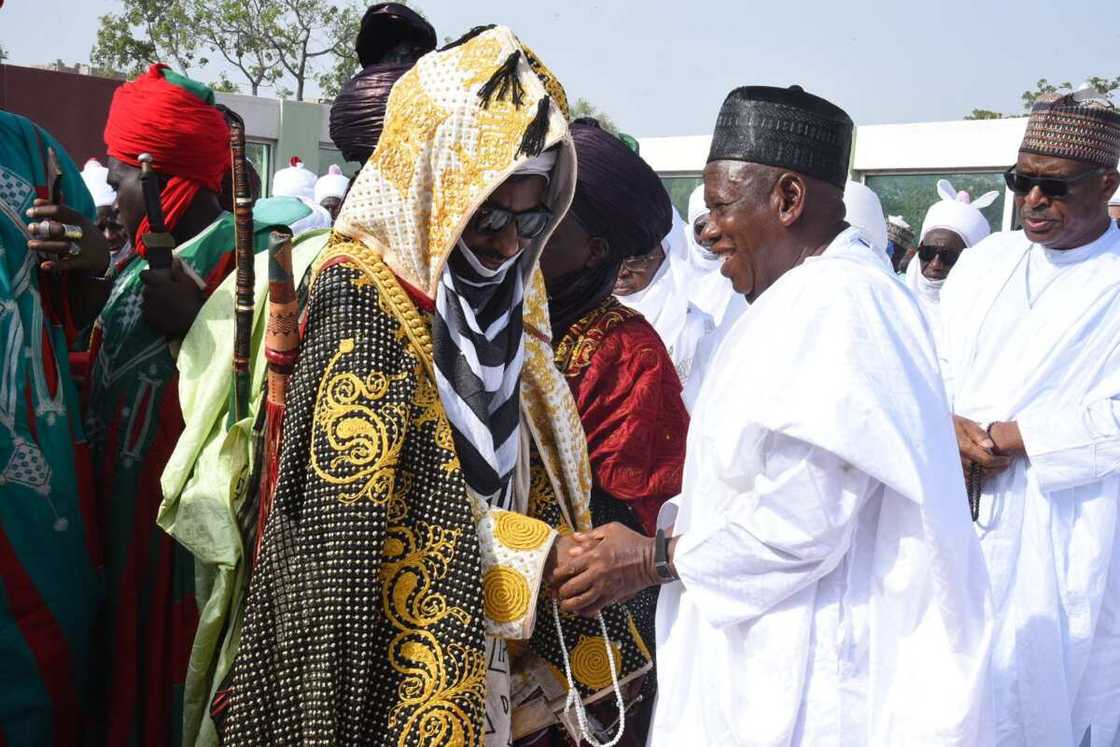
[329,62,411,164]
[569,119,672,259]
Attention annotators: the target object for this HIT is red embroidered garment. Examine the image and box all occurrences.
[554,297,688,534]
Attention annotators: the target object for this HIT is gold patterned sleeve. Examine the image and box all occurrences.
[472,495,558,640]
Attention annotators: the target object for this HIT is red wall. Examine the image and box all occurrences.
[0,64,123,165]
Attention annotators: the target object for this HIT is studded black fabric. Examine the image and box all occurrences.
[219,261,488,745]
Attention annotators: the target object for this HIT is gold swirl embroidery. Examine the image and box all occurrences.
[310,338,410,505]
[554,297,640,377]
[627,612,652,664]
[570,635,622,691]
[482,565,531,624]
[412,366,459,475]
[527,463,553,521]
[381,522,486,745]
[381,523,471,629]
[388,633,486,745]
[493,511,550,551]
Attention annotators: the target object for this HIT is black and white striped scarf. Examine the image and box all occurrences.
[433,240,526,509]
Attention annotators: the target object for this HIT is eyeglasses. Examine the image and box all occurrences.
[692,213,713,249]
[620,252,662,274]
[1003,166,1108,199]
[469,204,551,239]
[917,245,962,267]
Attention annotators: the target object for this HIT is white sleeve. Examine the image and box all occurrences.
[1018,395,1120,493]
[672,430,878,630]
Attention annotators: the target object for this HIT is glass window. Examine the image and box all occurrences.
[863,172,1006,238]
[661,175,704,218]
[246,141,273,196]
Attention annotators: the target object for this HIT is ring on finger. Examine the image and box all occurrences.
[38,219,53,238]
[67,241,81,257]
[62,223,83,241]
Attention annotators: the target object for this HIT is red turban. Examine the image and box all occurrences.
[104,64,231,257]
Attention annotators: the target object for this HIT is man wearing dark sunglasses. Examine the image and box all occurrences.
[939,89,1120,747]
[905,179,997,348]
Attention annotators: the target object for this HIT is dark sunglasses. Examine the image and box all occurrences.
[917,245,962,267]
[1003,166,1108,198]
[470,204,551,239]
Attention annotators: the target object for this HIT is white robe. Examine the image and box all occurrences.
[651,227,993,746]
[939,222,1120,747]
[905,259,946,351]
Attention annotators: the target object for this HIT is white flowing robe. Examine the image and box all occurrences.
[618,210,713,388]
[939,222,1120,747]
[651,227,993,746]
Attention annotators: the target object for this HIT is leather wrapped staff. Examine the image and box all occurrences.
[224,109,255,424]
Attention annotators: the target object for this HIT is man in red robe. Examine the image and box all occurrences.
[539,118,688,537]
[534,118,688,746]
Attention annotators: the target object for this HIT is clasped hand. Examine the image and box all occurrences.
[546,522,658,619]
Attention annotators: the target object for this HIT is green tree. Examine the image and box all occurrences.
[569,98,619,134]
[91,0,200,77]
[964,109,1004,121]
[191,0,282,96]
[210,73,242,94]
[262,0,364,101]
[966,75,1119,119]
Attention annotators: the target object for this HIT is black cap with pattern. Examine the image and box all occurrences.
[1020,92,1120,168]
[707,85,853,189]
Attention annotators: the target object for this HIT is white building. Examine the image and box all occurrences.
[639,117,1030,234]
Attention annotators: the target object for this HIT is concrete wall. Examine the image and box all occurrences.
[0,64,123,164]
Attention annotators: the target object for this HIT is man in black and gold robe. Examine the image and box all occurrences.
[203,26,652,746]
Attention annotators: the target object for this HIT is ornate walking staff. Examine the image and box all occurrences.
[137,153,175,272]
[224,109,256,424]
[254,229,298,565]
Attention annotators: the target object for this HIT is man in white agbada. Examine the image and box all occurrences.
[679,183,748,409]
[313,163,349,220]
[842,180,890,267]
[270,155,333,231]
[940,88,1120,747]
[551,84,993,746]
[906,180,998,349]
[615,206,714,388]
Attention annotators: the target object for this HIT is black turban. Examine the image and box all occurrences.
[569,119,672,259]
[355,3,436,67]
[329,62,411,164]
[708,85,853,190]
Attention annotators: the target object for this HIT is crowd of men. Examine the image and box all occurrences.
[1,3,1119,746]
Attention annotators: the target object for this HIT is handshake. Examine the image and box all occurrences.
[544,522,671,618]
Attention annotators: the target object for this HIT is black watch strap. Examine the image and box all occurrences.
[654,529,676,582]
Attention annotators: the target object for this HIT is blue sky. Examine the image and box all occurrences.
[2,0,1117,136]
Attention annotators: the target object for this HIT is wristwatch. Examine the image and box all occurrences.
[654,529,677,582]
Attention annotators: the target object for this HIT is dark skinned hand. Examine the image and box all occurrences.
[26,199,109,275]
[550,522,658,619]
[140,259,205,339]
[543,532,579,585]
[954,414,1012,478]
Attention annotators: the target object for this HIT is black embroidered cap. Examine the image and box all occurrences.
[707,85,854,189]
